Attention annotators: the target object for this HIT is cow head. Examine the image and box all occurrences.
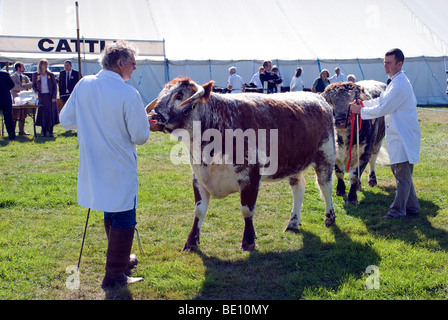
[147,78,214,133]
[321,82,370,129]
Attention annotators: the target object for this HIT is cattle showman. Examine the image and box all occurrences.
[60,41,150,287]
[350,48,421,220]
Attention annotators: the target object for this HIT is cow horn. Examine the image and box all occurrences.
[146,98,158,113]
[179,82,205,107]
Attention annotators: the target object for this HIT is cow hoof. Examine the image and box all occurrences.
[182,243,198,252]
[324,210,336,227]
[368,180,377,187]
[240,243,255,251]
[336,190,346,197]
[345,199,359,205]
[284,225,300,233]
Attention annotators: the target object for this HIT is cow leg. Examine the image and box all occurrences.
[368,150,380,187]
[334,161,346,196]
[315,163,336,227]
[347,157,369,204]
[183,176,210,252]
[285,173,306,232]
[239,171,260,251]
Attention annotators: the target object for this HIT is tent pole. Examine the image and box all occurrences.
[75,1,82,77]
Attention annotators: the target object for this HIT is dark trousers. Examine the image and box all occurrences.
[389,161,420,217]
[1,104,15,139]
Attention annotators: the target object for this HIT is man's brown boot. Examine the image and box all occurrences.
[102,227,143,287]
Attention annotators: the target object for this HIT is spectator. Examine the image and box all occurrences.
[58,60,80,106]
[290,67,304,92]
[0,70,16,140]
[260,60,282,94]
[271,65,283,92]
[347,74,356,83]
[249,66,264,88]
[329,67,346,83]
[312,69,330,93]
[11,61,33,135]
[32,59,59,137]
[60,41,150,287]
[227,66,245,93]
[350,48,420,220]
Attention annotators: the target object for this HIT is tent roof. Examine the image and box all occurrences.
[1,0,447,61]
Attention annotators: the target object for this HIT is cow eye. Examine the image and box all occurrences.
[175,93,183,100]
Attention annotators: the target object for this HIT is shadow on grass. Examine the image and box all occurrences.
[192,225,380,300]
[0,129,77,146]
[343,186,447,252]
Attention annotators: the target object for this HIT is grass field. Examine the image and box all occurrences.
[0,107,447,300]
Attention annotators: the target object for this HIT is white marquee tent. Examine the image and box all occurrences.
[1,0,447,105]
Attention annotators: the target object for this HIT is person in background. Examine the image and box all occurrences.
[290,67,304,92]
[227,66,245,93]
[11,61,33,135]
[260,60,282,94]
[0,70,16,140]
[249,66,264,88]
[271,65,283,92]
[32,59,59,137]
[347,74,356,83]
[350,48,420,220]
[60,41,150,288]
[312,69,330,93]
[328,67,346,83]
[58,60,80,106]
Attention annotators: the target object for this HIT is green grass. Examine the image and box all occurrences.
[0,107,447,300]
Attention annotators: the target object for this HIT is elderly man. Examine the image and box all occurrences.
[11,62,33,135]
[60,41,150,287]
[350,48,420,220]
[227,66,245,93]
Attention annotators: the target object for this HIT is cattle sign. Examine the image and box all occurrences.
[0,35,165,57]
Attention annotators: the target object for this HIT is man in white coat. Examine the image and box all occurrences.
[350,48,421,220]
[60,41,150,287]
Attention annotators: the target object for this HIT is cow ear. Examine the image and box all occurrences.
[201,81,215,103]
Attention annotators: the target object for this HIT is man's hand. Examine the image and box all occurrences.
[349,100,362,114]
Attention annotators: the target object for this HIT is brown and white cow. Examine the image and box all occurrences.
[147,77,336,251]
[322,80,386,204]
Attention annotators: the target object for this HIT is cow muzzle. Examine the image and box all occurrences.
[147,112,164,132]
[146,99,165,132]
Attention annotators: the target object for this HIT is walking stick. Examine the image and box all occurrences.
[356,114,360,179]
[77,208,91,271]
[354,91,361,184]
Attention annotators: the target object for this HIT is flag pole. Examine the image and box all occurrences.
[75,1,82,77]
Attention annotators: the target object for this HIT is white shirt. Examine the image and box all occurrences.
[60,69,150,212]
[360,71,420,164]
[250,72,262,88]
[329,73,346,83]
[290,76,304,91]
[228,73,245,93]
[40,73,50,93]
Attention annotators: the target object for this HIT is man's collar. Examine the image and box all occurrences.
[389,70,403,81]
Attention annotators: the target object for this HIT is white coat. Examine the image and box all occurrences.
[60,69,150,212]
[360,71,420,165]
